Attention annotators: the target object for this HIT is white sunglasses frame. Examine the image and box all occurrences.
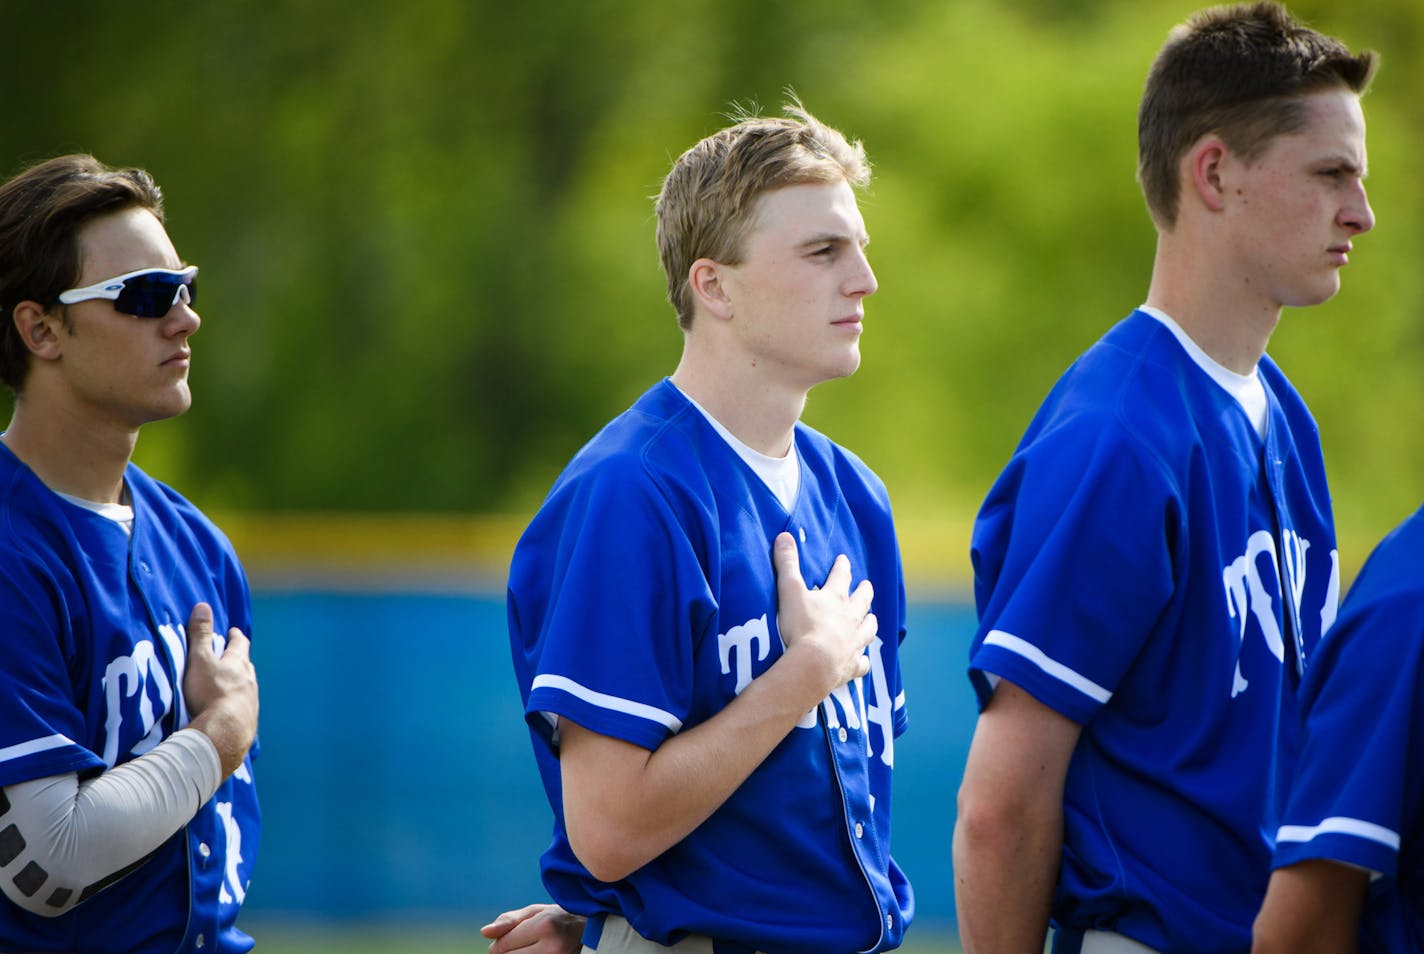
[57,265,198,313]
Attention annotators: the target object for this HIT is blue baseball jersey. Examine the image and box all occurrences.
[1273,504,1424,953]
[0,444,260,954]
[969,311,1337,954]
[508,379,912,954]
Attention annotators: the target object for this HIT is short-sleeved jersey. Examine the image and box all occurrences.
[969,311,1338,954]
[0,444,260,954]
[1273,505,1424,953]
[508,379,912,954]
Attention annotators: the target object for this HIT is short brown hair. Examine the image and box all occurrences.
[0,154,165,393]
[655,99,870,329]
[1138,2,1376,229]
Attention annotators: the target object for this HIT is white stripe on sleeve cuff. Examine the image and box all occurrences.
[1277,816,1400,851]
[983,630,1113,704]
[531,674,684,732]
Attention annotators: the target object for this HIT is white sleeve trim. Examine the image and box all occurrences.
[0,734,74,763]
[983,630,1113,704]
[0,728,223,916]
[530,674,684,732]
[1276,816,1401,851]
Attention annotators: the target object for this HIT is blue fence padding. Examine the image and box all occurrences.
[242,589,977,933]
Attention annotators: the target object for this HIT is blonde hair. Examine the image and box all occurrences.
[655,98,870,329]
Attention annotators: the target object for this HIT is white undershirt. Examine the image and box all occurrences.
[1139,306,1269,438]
[56,490,134,535]
[675,386,802,512]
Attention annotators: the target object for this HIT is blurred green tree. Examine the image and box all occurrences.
[0,0,1418,575]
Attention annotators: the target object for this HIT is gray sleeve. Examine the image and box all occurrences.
[0,728,222,915]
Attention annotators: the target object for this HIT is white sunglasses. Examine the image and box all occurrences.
[57,266,198,318]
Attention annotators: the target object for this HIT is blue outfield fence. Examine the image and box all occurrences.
[242,586,978,934]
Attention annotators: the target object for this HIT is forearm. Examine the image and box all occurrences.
[952,807,1059,954]
[952,681,1078,954]
[561,641,843,882]
[1252,861,1367,954]
[0,728,222,915]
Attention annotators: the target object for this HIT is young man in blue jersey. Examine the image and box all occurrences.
[1253,505,1424,951]
[495,101,912,954]
[0,154,261,953]
[953,4,1375,953]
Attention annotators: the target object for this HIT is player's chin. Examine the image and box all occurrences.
[830,346,863,379]
[145,387,195,423]
[1288,273,1343,308]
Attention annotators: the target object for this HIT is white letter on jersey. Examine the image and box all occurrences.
[101,639,175,767]
[1221,530,1286,697]
[819,638,895,767]
[1279,529,1310,623]
[719,614,770,695]
[1320,549,1340,637]
[216,800,247,905]
[862,636,895,768]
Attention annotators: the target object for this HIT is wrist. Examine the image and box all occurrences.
[774,639,844,704]
[188,705,255,778]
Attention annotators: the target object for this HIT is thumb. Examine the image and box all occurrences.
[187,602,214,652]
[772,532,805,598]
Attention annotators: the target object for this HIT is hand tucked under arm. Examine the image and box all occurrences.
[0,728,222,916]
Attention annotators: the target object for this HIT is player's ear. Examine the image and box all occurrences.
[688,258,735,322]
[10,301,65,361]
[1185,135,1230,214]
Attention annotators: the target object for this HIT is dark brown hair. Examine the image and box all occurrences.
[1138,2,1376,228]
[0,154,164,392]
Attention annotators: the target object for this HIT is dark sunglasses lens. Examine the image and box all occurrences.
[114,274,196,317]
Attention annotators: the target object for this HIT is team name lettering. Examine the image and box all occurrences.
[100,620,214,766]
[1221,531,1337,696]
[718,615,895,765]
[821,636,896,767]
[101,627,179,766]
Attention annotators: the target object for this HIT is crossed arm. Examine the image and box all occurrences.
[485,532,880,951]
[0,603,258,915]
[562,531,878,881]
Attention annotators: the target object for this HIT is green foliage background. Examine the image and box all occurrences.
[3,0,1421,572]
